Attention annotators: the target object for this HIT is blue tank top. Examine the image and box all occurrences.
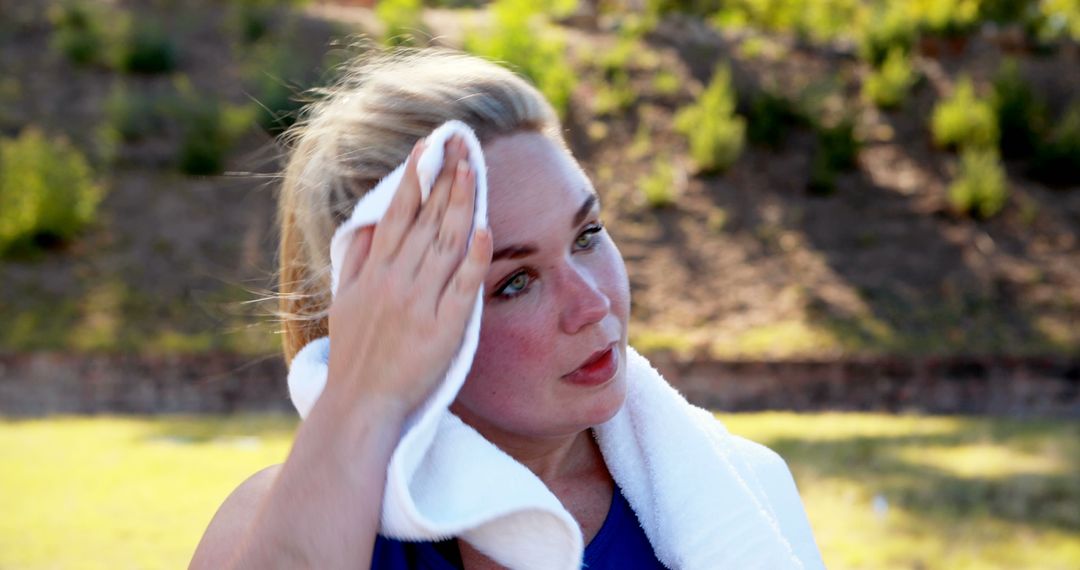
[370,484,665,569]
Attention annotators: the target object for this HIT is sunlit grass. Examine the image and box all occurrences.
[724,413,1080,570]
[0,415,296,570]
[1,413,1077,569]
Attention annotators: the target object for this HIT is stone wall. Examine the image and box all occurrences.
[1,351,1077,417]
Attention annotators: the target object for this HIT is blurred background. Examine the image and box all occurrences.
[1,0,1078,568]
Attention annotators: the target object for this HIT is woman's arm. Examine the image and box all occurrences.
[190,135,491,569]
[190,397,407,569]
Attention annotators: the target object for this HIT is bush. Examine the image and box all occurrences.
[746,90,803,149]
[639,156,680,208]
[858,2,918,67]
[862,47,917,110]
[932,76,998,151]
[992,60,1046,159]
[49,1,110,66]
[119,22,177,74]
[104,83,167,142]
[463,0,577,118]
[245,43,309,136]
[0,128,103,255]
[172,79,255,175]
[913,0,981,37]
[376,0,425,46]
[1029,101,1080,187]
[948,148,1008,219]
[675,64,746,174]
[807,118,859,196]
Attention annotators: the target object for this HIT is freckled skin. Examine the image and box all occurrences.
[448,131,632,442]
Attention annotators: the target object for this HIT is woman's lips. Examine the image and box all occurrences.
[561,344,618,386]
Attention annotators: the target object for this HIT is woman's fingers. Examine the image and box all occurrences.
[370,139,425,264]
[426,155,479,300]
[436,225,491,328]
[399,135,466,276]
[340,225,375,287]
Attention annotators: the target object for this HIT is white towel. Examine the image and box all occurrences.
[287,120,824,569]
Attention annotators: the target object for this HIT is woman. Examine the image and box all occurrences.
[191,48,821,569]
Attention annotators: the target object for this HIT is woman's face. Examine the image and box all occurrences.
[449,131,631,440]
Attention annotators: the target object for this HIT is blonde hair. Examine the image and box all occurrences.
[277,47,562,363]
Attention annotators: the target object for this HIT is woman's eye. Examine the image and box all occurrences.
[499,272,531,297]
[575,222,604,249]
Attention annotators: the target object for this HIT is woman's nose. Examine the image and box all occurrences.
[558,265,610,334]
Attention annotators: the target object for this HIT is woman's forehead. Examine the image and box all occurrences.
[483,132,596,231]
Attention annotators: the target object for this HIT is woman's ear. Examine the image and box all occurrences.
[340,225,376,286]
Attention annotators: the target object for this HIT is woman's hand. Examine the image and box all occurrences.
[325,134,492,418]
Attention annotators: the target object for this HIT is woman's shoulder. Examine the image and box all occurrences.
[190,464,282,568]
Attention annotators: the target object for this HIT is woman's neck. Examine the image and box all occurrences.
[451,408,603,485]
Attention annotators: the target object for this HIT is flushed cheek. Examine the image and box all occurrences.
[461,315,554,404]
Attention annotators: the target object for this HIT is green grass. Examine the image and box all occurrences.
[0,415,296,570]
[1,413,1077,569]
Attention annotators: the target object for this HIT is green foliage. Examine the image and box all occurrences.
[709,0,860,42]
[639,156,679,208]
[463,0,577,118]
[808,117,859,196]
[647,0,724,18]
[862,47,917,110]
[376,0,425,46]
[746,90,802,148]
[591,37,638,116]
[932,76,999,151]
[948,148,1008,219]
[172,79,255,175]
[858,2,917,67]
[0,128,103,256]
[1036,0,1080,41]
[119,21,177,74]
[675,65,746,174]
[1030,101,1080,187]
[103,83,168,142]
[652,69,680,97]
[991,60,1046,159]
[243,43,331,136]
[48,0,110,66]
[911,0,981,37]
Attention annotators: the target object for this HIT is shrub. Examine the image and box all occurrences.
[1029,101,1080,187]
[49,1,110,66]
[376,0,425,46]
[464,0,577,118]
[858,2,918,67]
[746,90,802,149]
[818,117,859,169]
[639,156,679,208]
[103,83,167,142]
[948,148,1008,219]
[245,43,309,136]
[807,118,859,196]
[912,0,981,37]
[675,64,746,174]
[992,60,1046,159]
[119,22,177,74]
[932,76,998,151]
[0,128,103,255]
[862,47,917,110]
[171,80,255,175]
[652,69,680,97]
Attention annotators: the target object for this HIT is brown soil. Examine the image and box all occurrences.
[1,1,1078,361]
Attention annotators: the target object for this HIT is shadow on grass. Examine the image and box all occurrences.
[137,413,298,445]
[759,418,1080,533]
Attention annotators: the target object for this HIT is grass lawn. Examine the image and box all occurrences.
[1,413,1077,569]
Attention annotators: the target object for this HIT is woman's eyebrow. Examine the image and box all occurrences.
[571,193,598,230]
[491,193,599,263]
